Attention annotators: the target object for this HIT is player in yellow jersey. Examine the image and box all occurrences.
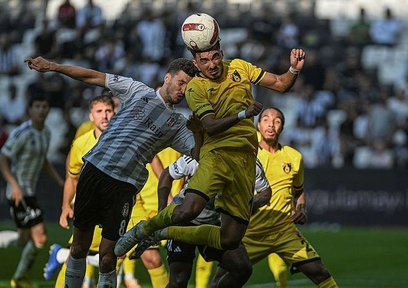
[74,89,120,139]
[243,107,338,288]
[116,12,305,287]
[43,95,115,287]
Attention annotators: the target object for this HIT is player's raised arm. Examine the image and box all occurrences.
[260,48,305,93]
[24,56,106,87]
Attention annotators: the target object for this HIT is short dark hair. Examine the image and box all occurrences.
[88,95,115,111]
[28,94,49,108]
[167,58,198,77]
[259,106,285,127]
[188,41,221,57]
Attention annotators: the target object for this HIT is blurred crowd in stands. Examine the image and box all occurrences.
[0,0,407,169]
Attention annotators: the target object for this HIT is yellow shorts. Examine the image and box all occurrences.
[243,224,320,268]
[127,194,160,249]
[68,225,103,253]
[187,149,256,222]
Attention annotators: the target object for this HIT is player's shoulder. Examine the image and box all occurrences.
[72,129,96,147]
[281,145,302,161]
[9,121,32,139]
[229,58,250,67]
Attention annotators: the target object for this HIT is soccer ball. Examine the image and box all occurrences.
[181,13,220,52]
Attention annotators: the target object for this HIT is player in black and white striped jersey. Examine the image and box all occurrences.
[25,55,199,288]
[0,94,64,288]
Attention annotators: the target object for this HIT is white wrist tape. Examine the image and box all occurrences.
[289,66,300,75]
[238,110,246,120]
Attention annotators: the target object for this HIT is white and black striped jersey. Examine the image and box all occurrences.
[83,74,195,189]
[168,155,270,225]
[1,120,51,198]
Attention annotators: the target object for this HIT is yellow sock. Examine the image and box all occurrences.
[195,254,213,288]
[144,203,178,235]
[84,263,95,281]
[267,253,288,288]
[148,264,168,288]
[318,276,338,288]
[55,263,66,288]
[168,224,222,250]
[123,255,135,275]
[116,257,124,273]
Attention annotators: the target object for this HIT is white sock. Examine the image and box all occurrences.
[0,231,19,248]
[86,253,99,267]
[57,247,70,264]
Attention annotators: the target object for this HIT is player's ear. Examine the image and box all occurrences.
[89,112,94,122]
[164,73,171,84]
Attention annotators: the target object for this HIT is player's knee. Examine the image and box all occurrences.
[299,260,331,284]
[220,237,241,250]
[172,206,201,222]
[33,234,47,248]
[143,255,162,269]
[70,242,89,258]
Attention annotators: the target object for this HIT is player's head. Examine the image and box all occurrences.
[258,107,285,145]
[101,88,120,113]
[88,95,115,133]
[190,41,223,80]
[28,94,50,125]
[162,58,198,105]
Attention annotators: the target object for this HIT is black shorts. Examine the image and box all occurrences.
[9,196,43,229]
[74,162,136,241]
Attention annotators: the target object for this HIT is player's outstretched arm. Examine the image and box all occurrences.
[24,56,106,87]
[260,48,306,93]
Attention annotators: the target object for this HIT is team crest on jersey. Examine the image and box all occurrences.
[282,162,292,173]
[113,75,119,82]
[167,115,177,127]
[134,107,145,120]
[122,203,130,217]
[228,70,241,82]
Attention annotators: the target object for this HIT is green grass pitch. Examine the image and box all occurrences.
[1,222,407,287]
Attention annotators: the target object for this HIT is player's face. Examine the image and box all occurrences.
[164,71,193,105]
[193,49,223,80]
[29,100,49,124]
[89,101,114,132]
[258,109,284,144]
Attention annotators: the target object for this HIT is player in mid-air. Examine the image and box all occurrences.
[132,154,271,287]
[24,55,201,288]
[115,14,305,287]
[0,94,64,288]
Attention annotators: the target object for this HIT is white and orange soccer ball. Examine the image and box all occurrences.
[181,13,220,51]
